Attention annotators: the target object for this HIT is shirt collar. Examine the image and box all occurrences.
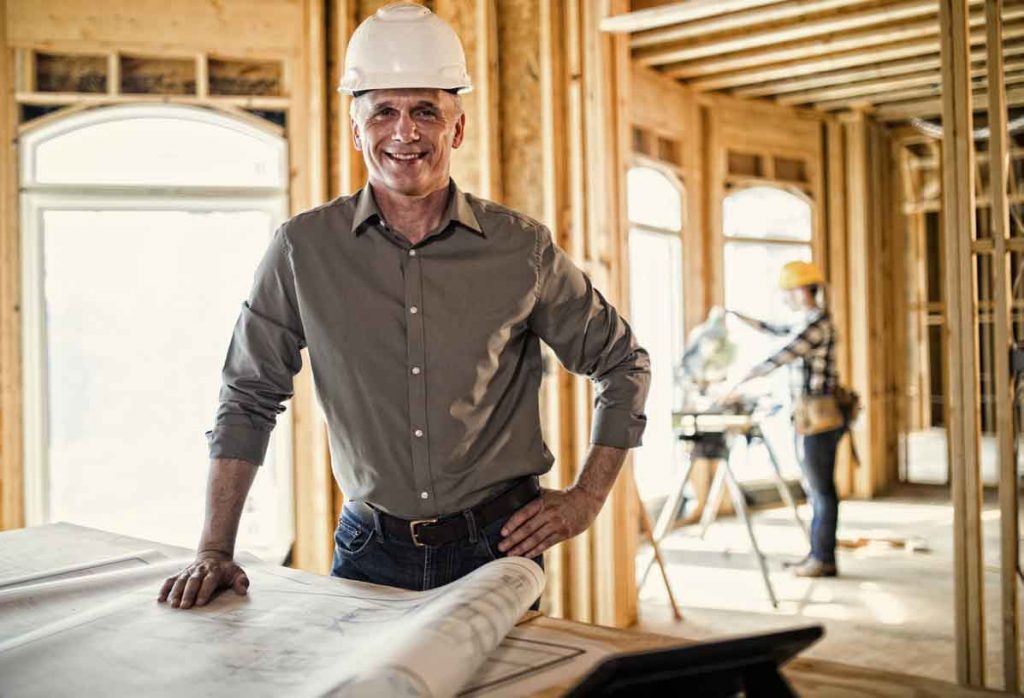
[351,180,484,238]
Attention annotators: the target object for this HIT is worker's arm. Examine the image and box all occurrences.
[731,316,828,391]
[158,457,257,608]
[726,309,790,336]
[500,445,626,558]
[500,225,650,558]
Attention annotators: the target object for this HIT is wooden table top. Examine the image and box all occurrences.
[516,613,1002,697]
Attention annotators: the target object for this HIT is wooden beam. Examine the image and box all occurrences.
[289,0,335,575]
[738,41,1024,99]
[875,85,1024,120]
[986,0,1019,691]
[825,119,854,497]
[778,57,1024,106]
[814,69,1024,111]
[939,0,985,686]
[636,0,966,68]
[842,113,873,497]
[630,0,871,49]
[0,0,25,531]
[476,0,502,201]
[664,5,1023,78]
[686,17,1024,91]
[599,0,786,34]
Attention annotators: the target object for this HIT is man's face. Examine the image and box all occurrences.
[351,89,465,197]
[782,287,807,311]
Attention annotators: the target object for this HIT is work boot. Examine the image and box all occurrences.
[782,554,811,569]
[792,558,837,578]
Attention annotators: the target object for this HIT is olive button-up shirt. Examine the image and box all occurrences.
[206,182,650,518]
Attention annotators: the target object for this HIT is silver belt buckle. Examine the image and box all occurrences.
[409,518,438,547]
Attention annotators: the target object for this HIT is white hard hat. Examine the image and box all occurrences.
[338,2,473,95]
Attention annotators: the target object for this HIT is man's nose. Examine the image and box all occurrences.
[392,111,419,142]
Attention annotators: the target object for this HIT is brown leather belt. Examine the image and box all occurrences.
[353,477,541,548]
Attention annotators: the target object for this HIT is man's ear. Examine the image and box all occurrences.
[451,112,466,150]
[351,120,364,152]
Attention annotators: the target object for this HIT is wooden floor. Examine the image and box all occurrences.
[633,489,1015,691]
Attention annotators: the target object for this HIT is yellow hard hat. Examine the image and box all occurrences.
[778,261,824,290]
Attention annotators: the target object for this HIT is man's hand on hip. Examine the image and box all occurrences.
[158,550,250,609]
[498,486,604,559]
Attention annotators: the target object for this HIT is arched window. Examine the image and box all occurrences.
[723,185,814,478]
[20,105,292,561]
[627,166,685,504]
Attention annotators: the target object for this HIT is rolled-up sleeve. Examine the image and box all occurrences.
[528,226,651,448]
[205,224,306,465]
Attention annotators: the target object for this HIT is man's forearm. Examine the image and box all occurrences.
[197,457,258,557]
[571,444,629,506]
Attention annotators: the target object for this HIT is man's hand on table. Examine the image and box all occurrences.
[158,550,250,609]
[498,486,603,559]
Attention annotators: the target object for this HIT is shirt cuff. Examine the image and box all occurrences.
[206,424,271,465]
[591,407,647,449]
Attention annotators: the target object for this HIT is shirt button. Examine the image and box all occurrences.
[414,429,424,438]
[409,249,417,257]
[411,366,421,375]
[410,306,419,314]
[420,491,429,499]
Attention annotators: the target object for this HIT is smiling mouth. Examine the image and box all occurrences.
[385,152,428,163]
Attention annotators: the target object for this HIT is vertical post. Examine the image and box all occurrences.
[986,0,1019,690]
[0,0,25,531]
[939,0,985,685]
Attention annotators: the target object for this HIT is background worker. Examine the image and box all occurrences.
[726,261,845,578]
[158,2,650,610]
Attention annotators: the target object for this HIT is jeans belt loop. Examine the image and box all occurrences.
[463,508,479,544]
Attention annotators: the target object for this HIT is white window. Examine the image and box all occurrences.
[20,105,293,562]
[627,166,685,504]
[723,186,814,479]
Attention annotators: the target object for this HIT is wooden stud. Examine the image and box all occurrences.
[288,0,335,575]
[0,0,25,531]
[985,0,1019,690]
[825,119,854,497]
[843,112,876,498]
[477,0,501,201]
[939,0,986,685]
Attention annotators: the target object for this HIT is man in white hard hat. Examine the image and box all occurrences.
[159,2,650,609]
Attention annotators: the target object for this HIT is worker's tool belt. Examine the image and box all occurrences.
[793,394,845,435]
[358,477,541,548]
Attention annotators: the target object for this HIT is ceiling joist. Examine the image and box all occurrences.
[600,0,788,34]
[635,0,979,68]
[735,42,1024,99]
[686,19,1024,91]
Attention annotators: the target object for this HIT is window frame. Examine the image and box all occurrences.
[18,105,292,547]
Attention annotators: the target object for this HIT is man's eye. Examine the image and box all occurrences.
[414,108,441,119]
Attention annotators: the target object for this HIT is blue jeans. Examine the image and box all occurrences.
[801,427,845,565]
[331,501,544,609]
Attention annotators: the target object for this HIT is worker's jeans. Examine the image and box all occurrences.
[801,426,846,565]
[330,501,543,610]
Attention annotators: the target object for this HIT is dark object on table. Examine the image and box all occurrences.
[564,624,823,697]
